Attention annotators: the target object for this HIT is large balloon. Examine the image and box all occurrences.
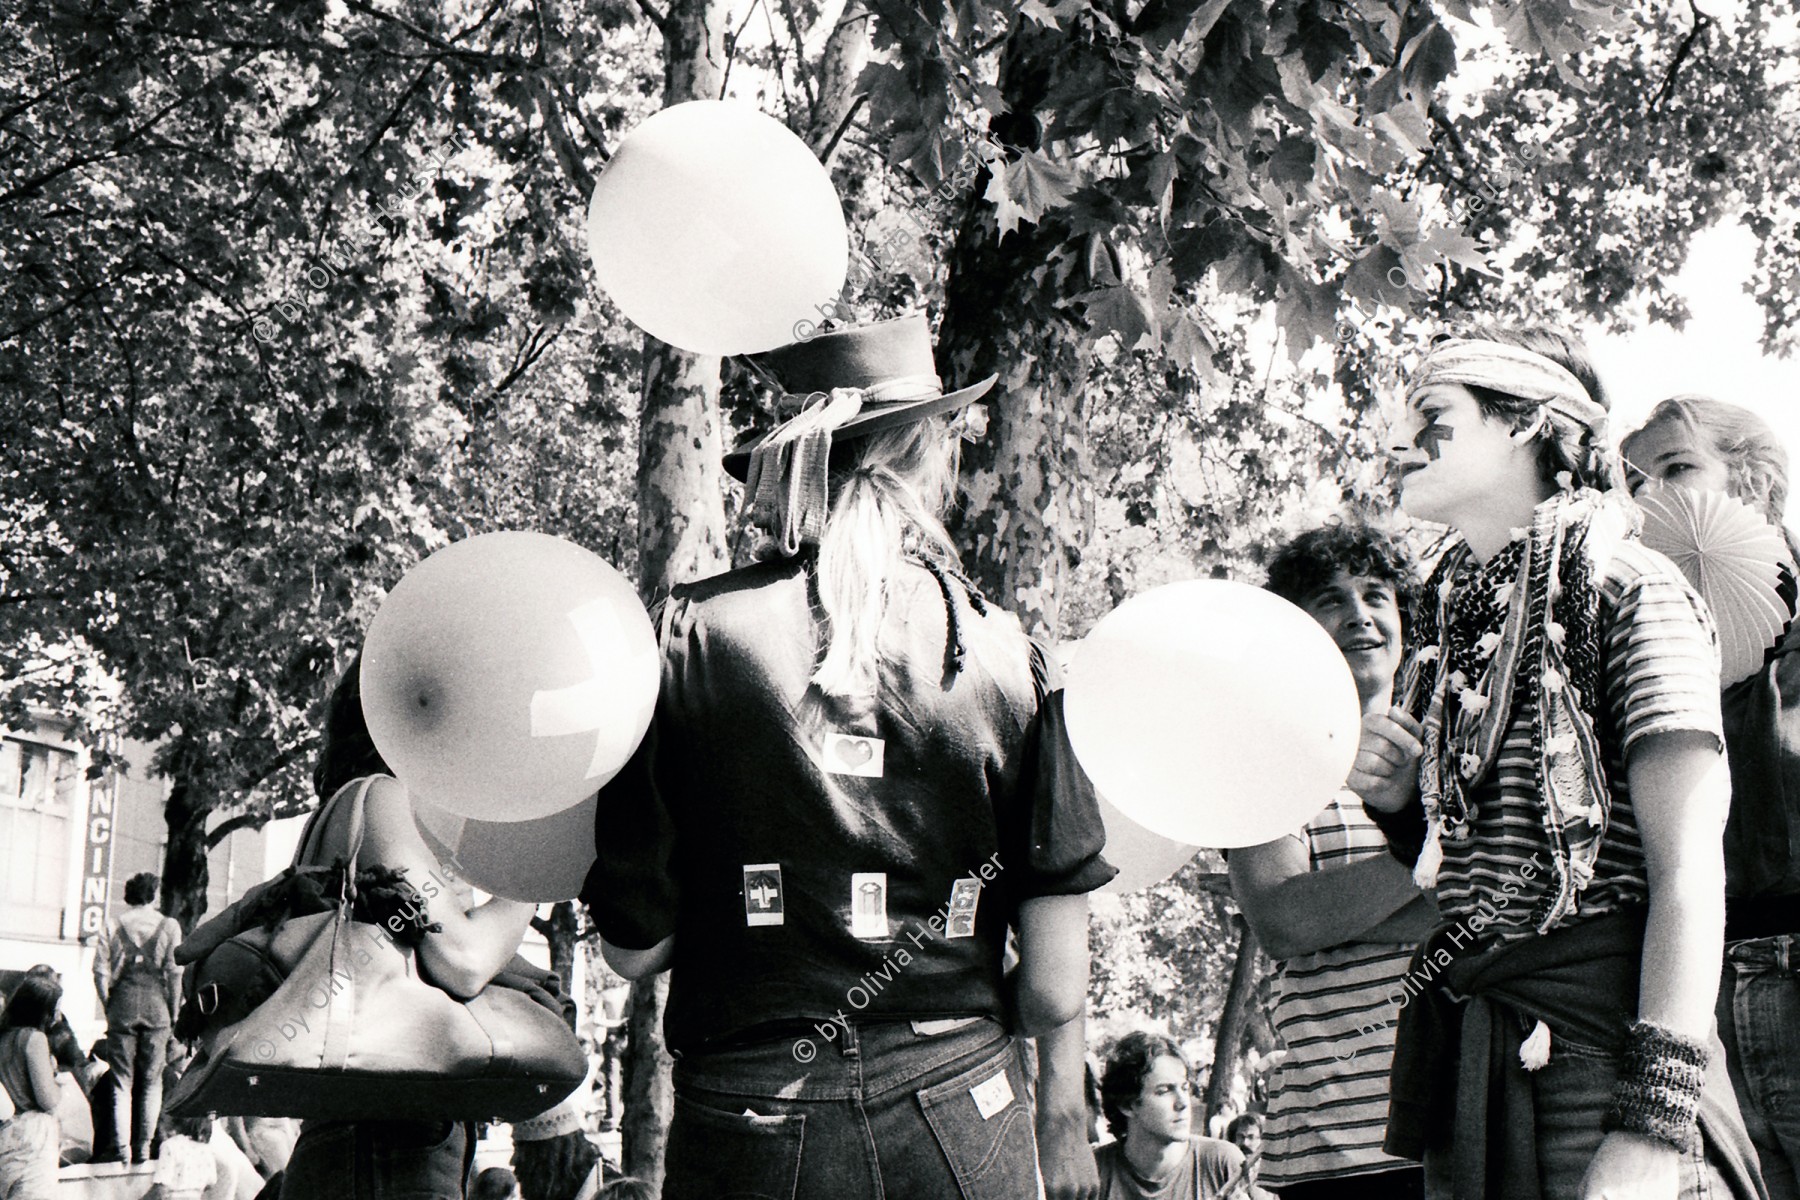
[1096,794,1202,894]
[413,793,598,904]
[1064,580,1360,848]
[587,100,849,356]
[361,532,659,823]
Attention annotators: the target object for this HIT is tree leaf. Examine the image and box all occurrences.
[983,150,1080,238]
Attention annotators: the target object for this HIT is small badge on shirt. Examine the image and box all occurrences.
[744,864,784,927]
[850,872,889,939]
[945,878,982,939]
[970,1070,1014,1120]
[823,731,885,778]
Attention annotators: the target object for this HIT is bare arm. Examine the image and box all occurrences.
[359,776,537,998]
[1035,1014,1099,1200]
[1580,729,1730,1198]
[1628,729,1729,1036]
[1357,893,1440,947]
[19,1030,60,1112]
[1011,893,1090,1037]
[1230,834,1429,960]
[600,935,674,980]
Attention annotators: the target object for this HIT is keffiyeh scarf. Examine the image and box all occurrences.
[1398,488,1637,930]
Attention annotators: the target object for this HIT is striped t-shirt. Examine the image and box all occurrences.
[1434,541,1723,944]
[1261,790,1419,1187]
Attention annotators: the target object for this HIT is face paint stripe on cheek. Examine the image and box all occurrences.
[1414,421,1453,461]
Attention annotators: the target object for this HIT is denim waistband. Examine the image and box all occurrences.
[672,1016,1011,1102]
[1726,933,1797,971]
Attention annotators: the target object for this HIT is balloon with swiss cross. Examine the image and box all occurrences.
[360,531,660,823]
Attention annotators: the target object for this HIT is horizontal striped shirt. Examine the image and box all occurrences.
[1434,541,1722,945]
[1262,790,1418,1187]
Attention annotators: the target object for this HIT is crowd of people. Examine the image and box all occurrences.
[4,314,1798,1200]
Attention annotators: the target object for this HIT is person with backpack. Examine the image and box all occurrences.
[94,871,182,1164]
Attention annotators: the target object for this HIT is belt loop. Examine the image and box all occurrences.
[1779,935,1792,974]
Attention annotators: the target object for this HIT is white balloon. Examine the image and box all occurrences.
[586,100,848,356]
[413,793,598,904]
[1064,580,1361,848]
[361,532,660,823]
[1096,793,1201,893]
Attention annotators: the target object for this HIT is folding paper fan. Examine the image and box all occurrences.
[1637,486,1792,687]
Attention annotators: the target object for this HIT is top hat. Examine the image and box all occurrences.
[722,314,997,481]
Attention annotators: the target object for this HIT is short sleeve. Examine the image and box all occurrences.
[581,600,681,951]
[1608,566,1724,758]
[1195,1137,1246,1193]
[1002,667,1117,901]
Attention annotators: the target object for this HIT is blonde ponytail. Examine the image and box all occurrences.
[810,418,962,697]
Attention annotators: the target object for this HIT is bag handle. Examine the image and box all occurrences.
[295,776,379,905]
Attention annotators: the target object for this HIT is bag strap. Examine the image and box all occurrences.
[295,776,379,883]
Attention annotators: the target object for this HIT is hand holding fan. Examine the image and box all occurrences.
[1636,485,1792,687]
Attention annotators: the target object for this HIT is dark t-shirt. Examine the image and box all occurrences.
[1721,615,1800,917]
[1094,1137,1244,1200]
[582,558,1114,1053]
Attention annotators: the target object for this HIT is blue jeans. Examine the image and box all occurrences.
[663,1017,1039,1200]
[1422,1030,1728,1200]
[1719,936,1800,1200]
[103,1022,167,1160]
[278,1119,471,1200]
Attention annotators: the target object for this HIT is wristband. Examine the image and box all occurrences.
[1604,1020,1708,1151]
[1363,795,1427,867]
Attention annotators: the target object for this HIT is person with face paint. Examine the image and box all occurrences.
[1362,330,1765,1200]
[1623,397,1800,1200]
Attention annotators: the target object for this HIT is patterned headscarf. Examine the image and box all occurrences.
[1398,488,1638,931]
[1407,338,1606,441]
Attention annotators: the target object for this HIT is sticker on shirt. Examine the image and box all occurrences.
[744,864,784,927]
[970,1070,1014,1120]
[823,732,885,778]
[850,872,889,939]
[945,877,982,939]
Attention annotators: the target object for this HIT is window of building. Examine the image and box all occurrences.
[0,737,78,940]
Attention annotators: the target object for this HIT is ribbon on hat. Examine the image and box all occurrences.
[1409,339,1606,436]
[744,387,865,555]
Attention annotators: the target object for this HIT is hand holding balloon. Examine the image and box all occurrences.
[1346,708,1424,813]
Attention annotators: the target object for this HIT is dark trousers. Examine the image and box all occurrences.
[278,1119,473,1200]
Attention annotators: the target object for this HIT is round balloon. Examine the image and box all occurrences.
[1096,793,1201,894]
[361,531,659,823]
[1064,580,1361,848]
[413,792,598,904]
[587,99,849,356]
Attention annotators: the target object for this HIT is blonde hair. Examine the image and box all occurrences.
[1621,395,1789,526]
[810,417,962,697]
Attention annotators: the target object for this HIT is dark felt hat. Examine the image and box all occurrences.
[722,314,996,481]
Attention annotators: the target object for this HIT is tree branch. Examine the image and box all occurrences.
[636,0,670,32]
[1653,0,1711,114]
[206,810,268,849]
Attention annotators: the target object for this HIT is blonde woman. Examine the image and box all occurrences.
[584,315,1114,1199]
